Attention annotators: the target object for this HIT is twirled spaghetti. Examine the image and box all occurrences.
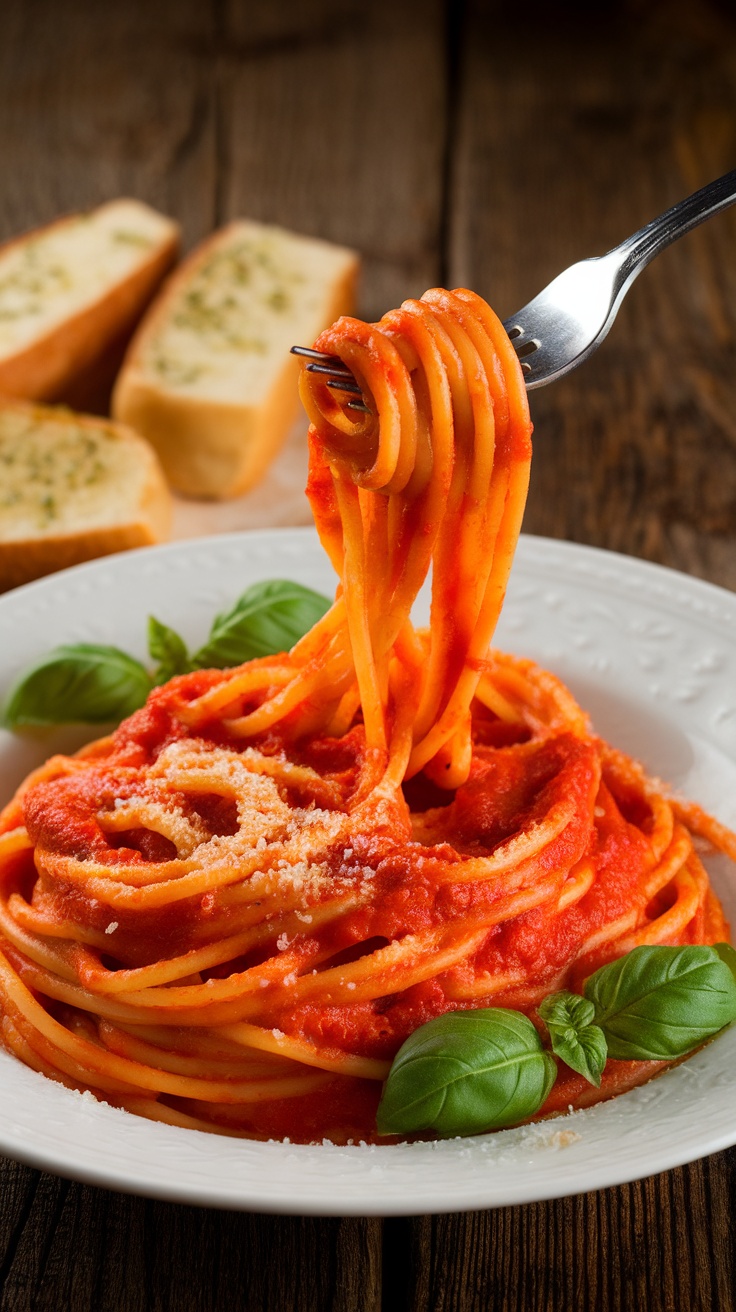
[0,289,732,1142]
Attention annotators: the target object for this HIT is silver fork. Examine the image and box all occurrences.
[292,168,736,405]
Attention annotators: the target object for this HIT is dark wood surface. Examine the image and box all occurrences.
[1,0,736,1307]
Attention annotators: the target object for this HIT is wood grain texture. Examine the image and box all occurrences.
[450,0,736,589]
[387,1154,736,1312]
[220,0,447,318]
[0,0,220,411]
[0,0,217,249]
[1,0,736,1309]
[0,1159,381,1312]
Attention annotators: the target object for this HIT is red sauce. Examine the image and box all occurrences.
[2,666,725,1143]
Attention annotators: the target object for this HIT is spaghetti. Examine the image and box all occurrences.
[0,288,732,1142]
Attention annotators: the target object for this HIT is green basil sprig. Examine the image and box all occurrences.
[2,579,331,729]
[191,580,330,669]
[584,944,736,1061]
[714,941,736,983]
[1,644,152,728]
[376,1009,557,1138]
[538,991,607,1087]
[377,943,736,1139]
[541,943,736,1085]
[148,616,193,686]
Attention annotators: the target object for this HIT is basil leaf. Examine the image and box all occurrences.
[539,991,607,1087]
[148,616,191,685]
[2,644,152,728]
[376,1009,557,1138]
[714,941,736,984]
[192,580,331,669]
[585,945,736,1061]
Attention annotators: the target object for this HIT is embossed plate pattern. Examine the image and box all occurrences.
[0,529,735,1215]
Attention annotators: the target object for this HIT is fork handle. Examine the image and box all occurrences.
[614,168,736,281]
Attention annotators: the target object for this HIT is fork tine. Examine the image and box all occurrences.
[305,361,353,378]
[291,344,370,409]
[290,346,339,364]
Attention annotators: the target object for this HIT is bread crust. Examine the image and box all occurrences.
[0,400,172,592]
[113,223,359,499]
[0,202,179,403]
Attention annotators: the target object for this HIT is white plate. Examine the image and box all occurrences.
[1,529,736,1216]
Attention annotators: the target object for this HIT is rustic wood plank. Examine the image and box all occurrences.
[393,1153,736,1312]
[221,0,448,319]
[0,1158,381,1312]
[0,0,219,411]
[450,0,736,590]
[0,0,218,248]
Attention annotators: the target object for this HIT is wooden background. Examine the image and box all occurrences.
[1,0,736,1307]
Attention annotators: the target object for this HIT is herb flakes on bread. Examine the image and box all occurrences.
[0,200,179,404]
[112,221,359,499]
[0,399,171,591]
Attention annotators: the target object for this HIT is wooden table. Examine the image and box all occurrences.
[1,1,736,1307]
